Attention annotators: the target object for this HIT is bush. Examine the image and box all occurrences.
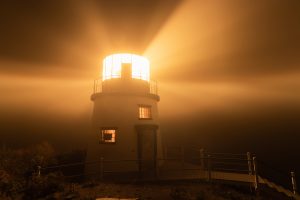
[0,142,60,198]
[0,170,24,198]
[23,172,64,199]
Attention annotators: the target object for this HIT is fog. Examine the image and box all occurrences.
[1,0,300,175]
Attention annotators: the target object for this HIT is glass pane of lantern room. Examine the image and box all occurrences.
[121,53,132,63]
[141,60,149,81]
[132,60,141,79]
[112,55,122,78]
[103,56,113,80]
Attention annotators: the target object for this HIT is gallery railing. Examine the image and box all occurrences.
[93,78,158,96]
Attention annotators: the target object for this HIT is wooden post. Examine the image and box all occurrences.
[181,146,185,170]
[291,171,297,195]
[252,156,259,193]
[207,154,212,182]
[200,148,205,169]
[99,157,104,180]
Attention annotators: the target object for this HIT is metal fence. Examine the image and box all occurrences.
[37,147,298,196]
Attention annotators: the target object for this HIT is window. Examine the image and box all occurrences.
[100,129,116,143]
[139,105,152,119]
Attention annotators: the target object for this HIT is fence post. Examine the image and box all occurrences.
[181,146,185,170]
[207,154,212,182]
[247,152,253,192]
[99,157,104,180]
[37,165,41,178]
[252,156,259,194]
[247,152,252,175]
[291,171,297,195]
[200,148,205,169]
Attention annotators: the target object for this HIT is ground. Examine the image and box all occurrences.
[44,180,291,200]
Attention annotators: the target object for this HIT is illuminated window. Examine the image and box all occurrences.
[139,106,152,119]
[100,129,116,143]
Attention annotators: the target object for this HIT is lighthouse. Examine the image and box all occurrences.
[86,53,162,177]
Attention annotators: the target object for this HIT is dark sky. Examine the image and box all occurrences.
[1,0,300,175]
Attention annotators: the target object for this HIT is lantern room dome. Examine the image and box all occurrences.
[102,53,150,82]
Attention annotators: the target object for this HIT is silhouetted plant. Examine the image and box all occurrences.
[0,169,24,198]
[23,172,64,199]
[0,142,60,198]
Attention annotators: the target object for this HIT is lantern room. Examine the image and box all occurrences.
[102,53,150,81]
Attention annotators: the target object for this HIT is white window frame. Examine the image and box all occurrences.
[100,128,116,144]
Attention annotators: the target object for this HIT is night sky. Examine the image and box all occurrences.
[1,0,300,176]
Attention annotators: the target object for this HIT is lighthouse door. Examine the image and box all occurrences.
[137,127,157,177]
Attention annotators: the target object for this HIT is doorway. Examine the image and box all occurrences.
[136,125,158,178]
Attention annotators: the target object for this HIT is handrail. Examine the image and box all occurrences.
[36,147,298,198]
[92,78,158,95]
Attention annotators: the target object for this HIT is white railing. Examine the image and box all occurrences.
[93,78,158,96]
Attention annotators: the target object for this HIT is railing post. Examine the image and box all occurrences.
[94,79,97,93]
[181,146,185,170]
[252,156,259,194]
[291,171,297,195]
[247,152,253,192]
[207,154,212,182]
[37,165,41,178]
[99,157,104,180]
[200,148,205,169]
[247,152,252,175]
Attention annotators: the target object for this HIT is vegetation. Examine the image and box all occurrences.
[0,142,63,199]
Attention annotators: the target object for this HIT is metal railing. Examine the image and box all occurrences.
[93,78,158,96]
[93,78,103,94]
[35,147,298,197]
[149,80,158,95]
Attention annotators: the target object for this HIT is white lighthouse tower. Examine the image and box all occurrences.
[86,53,162,177]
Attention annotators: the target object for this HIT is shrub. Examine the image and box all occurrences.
[23,172,64,199]
[0,142,60,198]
